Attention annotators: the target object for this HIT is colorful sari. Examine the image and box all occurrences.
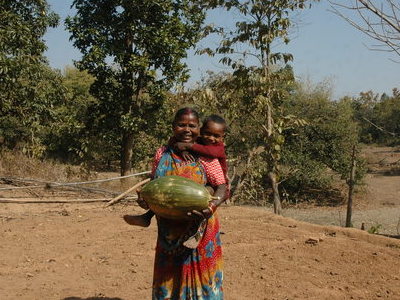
[152,147,224,300]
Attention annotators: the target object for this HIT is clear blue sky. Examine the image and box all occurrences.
[44,1,399,100]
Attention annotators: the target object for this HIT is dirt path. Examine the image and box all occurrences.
[1,145,400,299]
[1,204,400,300]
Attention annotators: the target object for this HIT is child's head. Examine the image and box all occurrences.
[172,107,200,143]
[200,114,227,145]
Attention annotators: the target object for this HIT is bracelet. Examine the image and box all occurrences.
[208,201,217,214]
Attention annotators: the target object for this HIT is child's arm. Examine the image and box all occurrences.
[174,142,225,158]
[190,143,226,159]
[173,142,226,159]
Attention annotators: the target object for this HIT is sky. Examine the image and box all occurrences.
[44,1,400,100]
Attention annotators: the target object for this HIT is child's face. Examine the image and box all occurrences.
[200,121,225,145]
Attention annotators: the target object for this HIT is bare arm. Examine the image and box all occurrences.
[210,184,227,207]
[188,183,227,219]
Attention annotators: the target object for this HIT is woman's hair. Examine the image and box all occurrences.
[173,107,200,125]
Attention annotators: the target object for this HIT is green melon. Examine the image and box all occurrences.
[140,175,211,219]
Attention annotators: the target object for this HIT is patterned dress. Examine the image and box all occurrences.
[151,146,225,300]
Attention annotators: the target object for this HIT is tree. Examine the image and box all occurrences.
[66,0,206,175]
[44,67,96,161]
[0,0,59,83]
[0,0,61,156]
[350,89,400,145]
[330,0,400,60]
[373,89,400,142]
[202,0,318,214]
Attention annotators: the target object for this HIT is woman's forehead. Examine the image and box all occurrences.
[175,113,199,123]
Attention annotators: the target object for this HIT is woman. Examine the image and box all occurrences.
[148,107,227,300]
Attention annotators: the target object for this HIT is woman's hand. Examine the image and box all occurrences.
[205,185,215,195]
[187,209,208,220]
[187,205,214,220]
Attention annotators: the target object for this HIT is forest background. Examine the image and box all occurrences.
[1,0,400,211]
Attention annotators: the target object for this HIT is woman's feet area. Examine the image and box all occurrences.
[123,214,151,227]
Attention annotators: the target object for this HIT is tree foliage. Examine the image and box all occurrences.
[353,88,400,144]
[204,0,315,68]
[0,0,59,78]
[44,67,96,161]
[188,71,366,206]
[197,0,319,213]
[0,0,61,156]
[1,0,398,208]
[282,82,365,202]
[66,0,206,175]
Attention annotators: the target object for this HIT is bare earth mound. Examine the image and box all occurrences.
[1,204,399,300]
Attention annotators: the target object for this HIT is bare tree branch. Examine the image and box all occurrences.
[329,0,400,61]
[361,116,398,136]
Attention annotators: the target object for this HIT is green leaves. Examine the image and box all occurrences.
[0,1,62,156]
[66,0,206,174]
[203,0,318,69]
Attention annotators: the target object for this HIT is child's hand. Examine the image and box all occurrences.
[174,142,192,151]
[137,199,149,210]
[181,151,195,162]
[136,189,149,209]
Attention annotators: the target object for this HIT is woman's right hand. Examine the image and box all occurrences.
[187,207,213,220]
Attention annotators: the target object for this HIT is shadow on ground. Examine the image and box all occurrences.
[63,297,124,300]
[379,234,400,240]
[306,188,344,207]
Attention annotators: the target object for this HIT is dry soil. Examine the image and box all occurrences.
[1,146,400,300]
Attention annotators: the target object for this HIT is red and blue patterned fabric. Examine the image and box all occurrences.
[151,146,225,300]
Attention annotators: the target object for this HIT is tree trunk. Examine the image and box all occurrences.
[120,131,134,176]
[260,22,282,215]
[120,14,135,177]
[268,171,282,215]
[346,145,357,227]
[266,102,282,215]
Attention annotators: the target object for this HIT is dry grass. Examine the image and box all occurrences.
[0,150,147,196]
[0,150,95,183]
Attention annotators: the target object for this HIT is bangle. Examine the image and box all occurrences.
[208,201,217,214]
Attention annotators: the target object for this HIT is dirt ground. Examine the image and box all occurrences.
[1,146,400,300]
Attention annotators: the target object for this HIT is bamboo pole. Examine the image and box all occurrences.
[0,197,136,204]
[105,178,150,207]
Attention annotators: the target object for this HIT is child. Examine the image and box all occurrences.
[173,114,228,185]
[123,114,229,227]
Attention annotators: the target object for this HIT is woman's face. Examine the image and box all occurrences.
[173,113,200,143]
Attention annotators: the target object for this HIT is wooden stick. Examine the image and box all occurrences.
[0,171,151,188]
[105,178,150,207]
[0,197,136,204]
[0,179,119,196]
